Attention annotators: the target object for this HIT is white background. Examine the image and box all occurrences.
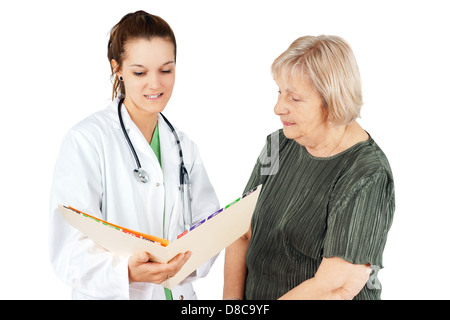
[1,0,449,300]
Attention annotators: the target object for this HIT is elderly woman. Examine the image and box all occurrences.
[223,35,395,300]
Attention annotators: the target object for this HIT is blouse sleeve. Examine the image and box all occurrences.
[323,171,395,268]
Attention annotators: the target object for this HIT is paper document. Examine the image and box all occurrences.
[58,185,261,289]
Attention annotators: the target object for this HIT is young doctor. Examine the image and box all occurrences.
[49,11,219,300]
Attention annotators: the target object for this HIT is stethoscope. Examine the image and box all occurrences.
[118,98,193,230]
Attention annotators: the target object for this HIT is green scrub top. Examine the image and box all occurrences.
[150,123,161,166]
[150,122,172,300]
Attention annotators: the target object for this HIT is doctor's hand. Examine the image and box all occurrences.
[128,251,192,284]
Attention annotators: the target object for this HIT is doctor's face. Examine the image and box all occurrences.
[115,37,176,115]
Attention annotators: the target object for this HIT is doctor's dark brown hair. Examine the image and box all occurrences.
[107,10,177,100]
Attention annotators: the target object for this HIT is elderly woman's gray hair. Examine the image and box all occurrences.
[272,35,363,125]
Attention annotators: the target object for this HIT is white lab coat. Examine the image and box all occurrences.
[49,97,220,300]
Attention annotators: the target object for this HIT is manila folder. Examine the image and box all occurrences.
[58,185,261,289]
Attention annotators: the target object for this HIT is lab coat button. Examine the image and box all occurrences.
[156,182,160,187]
[179,295,184,300]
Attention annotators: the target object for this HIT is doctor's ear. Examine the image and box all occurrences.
[111,59,122,78]
[110,58,125,99]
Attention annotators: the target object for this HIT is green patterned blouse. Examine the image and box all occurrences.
[243,129,395,300]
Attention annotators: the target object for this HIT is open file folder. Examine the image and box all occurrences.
[58,185,261,289]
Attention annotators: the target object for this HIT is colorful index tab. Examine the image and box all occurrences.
[225,197,240,209]
[67,206,169,247]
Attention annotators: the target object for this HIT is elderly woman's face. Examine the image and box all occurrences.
[274,71,328,145]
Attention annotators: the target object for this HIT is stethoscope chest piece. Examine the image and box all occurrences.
[134,168,149,183]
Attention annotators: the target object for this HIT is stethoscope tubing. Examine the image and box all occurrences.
[117,97,193,229]
[159,112,189,186]
[118,98,142,170]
